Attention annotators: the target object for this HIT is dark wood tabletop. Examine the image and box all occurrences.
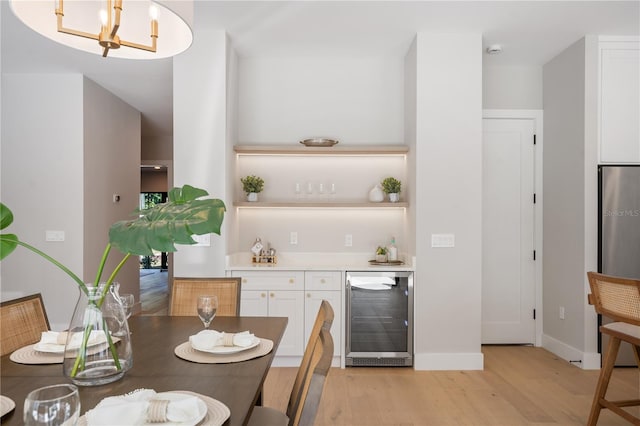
[0,315,287,426]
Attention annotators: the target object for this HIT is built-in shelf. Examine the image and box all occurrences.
[234,201,408,208]
[234,145,409,155]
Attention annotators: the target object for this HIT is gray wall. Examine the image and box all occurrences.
[542,38,590,356]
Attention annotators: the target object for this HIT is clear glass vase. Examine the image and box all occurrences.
[63,283,132,386]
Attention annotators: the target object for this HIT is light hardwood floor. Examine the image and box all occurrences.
[140,269,169,315]
[263,345,639,425]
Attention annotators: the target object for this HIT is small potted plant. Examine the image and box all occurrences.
[241,175,265,202]
[381,177,402,202]
[375,246,388,263]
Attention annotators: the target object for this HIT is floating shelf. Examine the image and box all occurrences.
[234,145,409,155]
[233,201,408,208]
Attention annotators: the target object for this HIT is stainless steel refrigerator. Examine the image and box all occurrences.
[598,165,640,366]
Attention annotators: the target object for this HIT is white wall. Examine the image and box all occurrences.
[1,74,84,329]
[173,29,230,277]
[82,77,141,299]
[483,65,543,110]
[237,56,404,144]
[404,38,417,261]
[413,33,484,370]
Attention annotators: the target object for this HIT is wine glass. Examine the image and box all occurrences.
[197,295,218,329]
[120,293,135,319]
[24,384,80,426]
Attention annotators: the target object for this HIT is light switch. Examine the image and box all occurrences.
[45,230,65,242]
[192,234,211,246]
[431,233,455,248]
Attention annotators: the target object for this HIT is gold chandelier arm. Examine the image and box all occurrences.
[54,0,159,57]
[110,0,122,40]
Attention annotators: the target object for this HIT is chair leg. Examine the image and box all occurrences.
[588,336,621,426]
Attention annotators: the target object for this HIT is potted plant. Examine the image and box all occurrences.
[241,175,265,202]
[0,184,225,386]
[376,246,388,263]
[381,177,402,202]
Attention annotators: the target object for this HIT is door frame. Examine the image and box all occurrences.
[482,109,543,347]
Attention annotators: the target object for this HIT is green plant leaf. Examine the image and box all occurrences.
[0,233,18,261]
[0,203,14,231]
[109,187,226,256]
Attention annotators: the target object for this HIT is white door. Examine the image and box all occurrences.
[482,118,536,344]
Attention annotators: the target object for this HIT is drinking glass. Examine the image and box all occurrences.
[197,295,218,329]
[24,384,80,426]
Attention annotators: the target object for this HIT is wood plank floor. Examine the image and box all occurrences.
[263,346,639,425]
[140,269,169,315]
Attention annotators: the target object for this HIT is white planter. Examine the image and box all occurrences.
[247,192,258,202]
[388,193,400,203]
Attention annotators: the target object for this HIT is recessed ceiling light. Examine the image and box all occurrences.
[486,44,503,54]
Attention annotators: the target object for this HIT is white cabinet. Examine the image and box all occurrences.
[234,271,305,356]
[232,269,344,362]
[599,39,640,163]
[304,271,342,358]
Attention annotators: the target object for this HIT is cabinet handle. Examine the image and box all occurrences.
[270,293,275,298]
[261,293,266,298]
[243,279,247,283]
[307,293,311,298]
[320,278,326,284]
[289,278,295,284]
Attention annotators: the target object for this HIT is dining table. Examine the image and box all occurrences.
[0,314,288,426]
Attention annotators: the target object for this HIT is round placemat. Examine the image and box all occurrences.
[77,391,230,426]
[10,344,63,364]
[174,339,274,364]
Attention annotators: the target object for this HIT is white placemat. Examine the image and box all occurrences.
[78,391,230,426]
[10,344,63,364]
[174,339,273,364]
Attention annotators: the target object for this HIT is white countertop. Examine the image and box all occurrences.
[226,252,414,271]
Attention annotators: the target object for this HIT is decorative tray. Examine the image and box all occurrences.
[299,138,339,147]
[368,260,404,266]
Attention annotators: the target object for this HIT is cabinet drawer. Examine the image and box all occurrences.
[232,271,304,291]
[305,271,342,291]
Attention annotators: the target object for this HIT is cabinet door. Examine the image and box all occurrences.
[600,42,640,163]
[269,291,305,356]
[305,290,341,357]
[240,291,268,317]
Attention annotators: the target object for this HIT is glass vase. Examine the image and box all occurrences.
[63,283,132,386]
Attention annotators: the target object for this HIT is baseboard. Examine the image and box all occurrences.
[541,333,601,370]
[414,352,484,371]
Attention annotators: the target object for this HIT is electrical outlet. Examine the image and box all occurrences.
[345,234,353,247]
[290,232,298,245]
[559,306,565,320]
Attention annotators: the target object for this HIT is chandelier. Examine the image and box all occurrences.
[55,0,158,58]
[10,0,193,60]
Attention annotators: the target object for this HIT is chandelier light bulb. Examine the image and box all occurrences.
[99,9,108,26]
[150,5,158,21]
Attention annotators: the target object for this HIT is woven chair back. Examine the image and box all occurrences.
[170,277,241,317]
[587,271,640,325]
[1,293,50,356]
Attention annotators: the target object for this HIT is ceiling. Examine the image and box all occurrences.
[2,1,639,139]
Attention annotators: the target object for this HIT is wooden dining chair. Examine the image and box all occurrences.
[0,293,50,356]
[586,271,640,426]
[169,277,241,317]
[248,300,334,426]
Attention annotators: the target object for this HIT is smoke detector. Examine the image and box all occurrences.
[486,44,503,54]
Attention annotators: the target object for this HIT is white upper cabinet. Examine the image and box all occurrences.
[599,39,640,163]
